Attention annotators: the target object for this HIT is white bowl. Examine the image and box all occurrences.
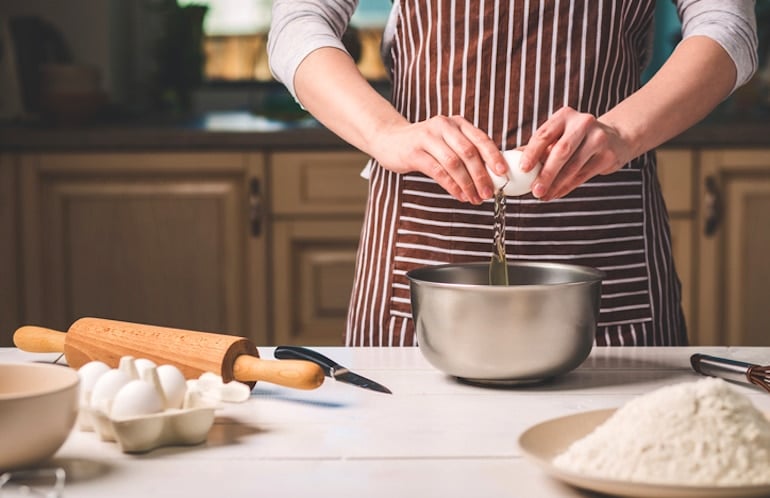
[0,363,79,470]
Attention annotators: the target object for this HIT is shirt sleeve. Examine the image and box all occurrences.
[267,0,359,100]
[676,0,758,92]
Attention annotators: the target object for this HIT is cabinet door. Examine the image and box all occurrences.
[656,149,695,338]
[272,220,363,346]
[270,151,369,345]
[697,149,770,346]
[19,152,268,344]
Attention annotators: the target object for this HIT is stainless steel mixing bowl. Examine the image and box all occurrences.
[406,262,604,385]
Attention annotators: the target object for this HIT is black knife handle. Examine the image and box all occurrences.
[274,346,342,377]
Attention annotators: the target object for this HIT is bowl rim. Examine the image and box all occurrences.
[0,362,80,401]
[405,261,605,289]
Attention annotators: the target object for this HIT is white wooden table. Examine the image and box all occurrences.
[3,346,770,497]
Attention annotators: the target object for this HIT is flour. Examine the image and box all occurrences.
[553,377,770,486]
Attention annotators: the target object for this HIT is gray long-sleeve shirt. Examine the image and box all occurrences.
[268,0,758,100]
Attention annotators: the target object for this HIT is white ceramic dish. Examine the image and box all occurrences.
[518,409,770,498]
[0,363,79,470]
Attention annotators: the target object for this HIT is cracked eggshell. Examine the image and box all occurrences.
[186,372,251,404]
[487,149,542,197]
[219,380,252,403]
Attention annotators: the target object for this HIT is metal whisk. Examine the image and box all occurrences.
[690,353,770,393]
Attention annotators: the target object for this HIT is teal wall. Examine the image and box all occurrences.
[642,1,682,83]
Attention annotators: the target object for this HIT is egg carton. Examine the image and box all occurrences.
[77,356,251,453]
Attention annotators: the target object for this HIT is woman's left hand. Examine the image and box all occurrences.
[519,106,633,201]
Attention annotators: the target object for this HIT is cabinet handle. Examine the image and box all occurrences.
[249,177,262,237]
[703,175,722,237]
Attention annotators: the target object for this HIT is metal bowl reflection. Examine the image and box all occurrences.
[407,262,603,385]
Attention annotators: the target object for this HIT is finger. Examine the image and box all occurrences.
[425,123,488,203]
[422,140,481,203]
[440,117,509,201]
[453,117,508,176]
[445,116,496,200]
[521,108,571,172]
[413,149,468,203]
[454,122,508,200]
[541,124,620,200]
[540,153,593,201]
[532,114,595,199]
[546,154,603,200]
[539,139,596,201]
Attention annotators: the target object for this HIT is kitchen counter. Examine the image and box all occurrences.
[1,111,769,152]
[2,346,770,497]
[0,113,350,152]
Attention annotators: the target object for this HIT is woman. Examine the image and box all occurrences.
[268,1,757,347]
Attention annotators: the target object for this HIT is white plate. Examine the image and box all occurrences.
[518,409,770,498]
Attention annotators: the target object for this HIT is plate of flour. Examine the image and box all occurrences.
[518,378,770,498]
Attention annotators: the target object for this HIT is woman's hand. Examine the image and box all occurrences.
[369,115,508,205]
[520,106,633,201]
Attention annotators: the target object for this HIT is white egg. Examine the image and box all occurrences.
[90,369,132,413]
[110,380,164,419]
[487,149,542,197]
[156,364,187,409]
[77,361,111,403]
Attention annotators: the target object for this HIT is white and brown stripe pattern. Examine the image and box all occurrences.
[346,0,687,347]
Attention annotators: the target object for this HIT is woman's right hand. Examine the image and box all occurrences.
[368,115,508,205]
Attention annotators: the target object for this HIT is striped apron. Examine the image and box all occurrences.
[346,0,688,347]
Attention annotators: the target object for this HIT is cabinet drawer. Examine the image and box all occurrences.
[270,151,369,216]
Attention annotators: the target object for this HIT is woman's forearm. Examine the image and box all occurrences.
[293,47,507,204]
[599,35,737,161]
[293,47,408,157]
[522,35,745,200]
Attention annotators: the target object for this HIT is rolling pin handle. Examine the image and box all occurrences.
[232,355,324,390]
[13,326,67,353]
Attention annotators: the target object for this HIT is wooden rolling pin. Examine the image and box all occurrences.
[13,317,324,390]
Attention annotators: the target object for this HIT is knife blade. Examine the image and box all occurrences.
[274,346,392,394]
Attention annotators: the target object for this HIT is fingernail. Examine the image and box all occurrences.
[532,183,546,198]
[481,187,493,199]
[495,162,509,175]
[459,193,468,203]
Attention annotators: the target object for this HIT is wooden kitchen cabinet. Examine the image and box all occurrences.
[16,152,269,345]
[269,151,369,345]
[4,142,769,349]
[656,149,696,339]
[695,148,770,346]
